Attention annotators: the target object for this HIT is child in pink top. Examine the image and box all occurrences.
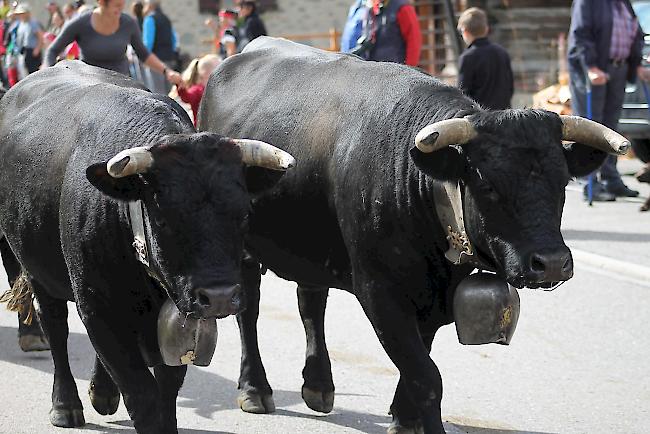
[175,54,221,126]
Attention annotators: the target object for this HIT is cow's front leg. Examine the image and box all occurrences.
[89,356,120,416]
[236,257,275,413]
[388,331,436,434]
[154,364,187,433]
[31,282,84,427]
[357,285,445,434]
[79,306,163,433]
[297,284,334,413]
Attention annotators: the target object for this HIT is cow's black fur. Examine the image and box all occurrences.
[199,38,607,434]
[0,61,260,434]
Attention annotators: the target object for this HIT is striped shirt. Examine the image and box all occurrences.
[610,0,637,61]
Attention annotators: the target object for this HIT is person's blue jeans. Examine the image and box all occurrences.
[569,61,628,189]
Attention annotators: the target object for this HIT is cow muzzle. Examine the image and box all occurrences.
[523,247,573,287]
[194,284,243,319]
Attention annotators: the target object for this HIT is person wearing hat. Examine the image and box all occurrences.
[44,0,182,88]
[14,3,44,75]
[217,9,238,58]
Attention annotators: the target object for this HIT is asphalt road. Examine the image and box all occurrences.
[0,162,648,434]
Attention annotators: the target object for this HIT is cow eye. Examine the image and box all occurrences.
[479,183,499,202]
[240,214,250,231]
[153,213,167,229]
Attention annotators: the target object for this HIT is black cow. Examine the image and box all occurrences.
[198,38,628,434]
[0,61,293,434]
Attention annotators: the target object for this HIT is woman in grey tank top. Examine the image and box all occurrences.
[44,0,182,88]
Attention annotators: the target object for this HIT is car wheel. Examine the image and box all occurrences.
[631,139,650,163]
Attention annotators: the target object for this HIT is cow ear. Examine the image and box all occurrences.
[409,146,464,181]
[563,142,608,178]
[244,166,287,195]
[86,162,143,201]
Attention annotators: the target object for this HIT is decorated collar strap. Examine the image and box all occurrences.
[432,181,495,271]
[127,200,172,295]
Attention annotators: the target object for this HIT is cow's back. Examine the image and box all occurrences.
[200,38,475,288]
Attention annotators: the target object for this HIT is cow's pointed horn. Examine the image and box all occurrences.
[560,115,630,155]
[415,118,478,153]
[107,147,154,178]
[233,139,296,171]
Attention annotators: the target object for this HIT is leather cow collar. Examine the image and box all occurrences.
[128,200,172,296]
[432,181,496,272]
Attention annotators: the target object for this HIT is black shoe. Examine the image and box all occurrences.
[605,184,640,197]
[583,189,616,202]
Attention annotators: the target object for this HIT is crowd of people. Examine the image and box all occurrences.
[0,0,268,126]
[341,0,649,209]
[0,0,646,208]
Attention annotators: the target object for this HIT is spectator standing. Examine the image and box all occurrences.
[44,0,182,88]
[130,1,143,30]
[45,2,61,32]
[0,1,9,19]
[341,0,365,53]
[14,3,44,75]
[568,0,650,201]
[62,2,74,21]
[456,7,513,110]
[43,10,64,50]
[141,0,176,93]
[173,54,221,126]
[4,9,20,86]
[0,1,10,87]
[217,9,237,58]
[355,0,421,66]
[237,1,266,52]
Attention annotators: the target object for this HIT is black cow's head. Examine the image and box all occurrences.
[86,132,294,318]
[410,109,628,289]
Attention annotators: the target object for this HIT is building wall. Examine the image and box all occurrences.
[28,0,352,58]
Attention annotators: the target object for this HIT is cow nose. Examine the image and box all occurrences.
[195,284,242,318]
[527,248,573,283]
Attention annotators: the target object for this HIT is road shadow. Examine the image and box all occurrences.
[0,325,555,434]
[108,420,234,434]
[562,229,650,243]
[446,423,556,434]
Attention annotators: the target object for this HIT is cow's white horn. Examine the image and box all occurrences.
[560,115,630,155]
[233,139,296,171]
[107,147,154,178]
[415,118,478,153]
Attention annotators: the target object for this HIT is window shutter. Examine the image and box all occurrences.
[199,0,220,14]
[256,0,279,13]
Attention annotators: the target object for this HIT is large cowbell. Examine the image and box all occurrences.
[158,299,218,366]
[453,272,520,345]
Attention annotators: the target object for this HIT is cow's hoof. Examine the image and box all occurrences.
[49,408,85,428]
[237,390,275,414]
[89,388,120,415]
[19,334,50,352]
[387,418,424,434]
[301,385,334,413]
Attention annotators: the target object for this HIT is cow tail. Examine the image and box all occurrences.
[0,270,36,325]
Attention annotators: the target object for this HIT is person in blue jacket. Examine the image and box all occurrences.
[568,0,650,201]
[341,0,365,53]
[142,0,177,94]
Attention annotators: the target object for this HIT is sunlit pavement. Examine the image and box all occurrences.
[0,159,648,434]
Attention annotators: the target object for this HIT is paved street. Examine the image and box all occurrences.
[0,161,648,434]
